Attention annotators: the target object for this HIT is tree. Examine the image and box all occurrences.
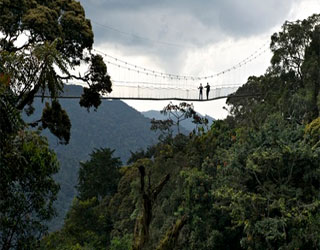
[270,14,320,79]
[151,102,208,142]
[0,73,22,148]
[300,24,320,120]
[41,197,113,250]
[150,118,174,142]
[160,102,206,134]
[222,14,320,249]
[77,148,122,201]
[226,75,268,129]
[213,116,320,249]
[0,132,60,250]
[0,0,112,143]
[270,14,320,123]
[133,165,170,250]
[0,78,59,249]
[41,148,122,249]
[227,14,320,128]
[0,1,114,248]
[0,81,60,250]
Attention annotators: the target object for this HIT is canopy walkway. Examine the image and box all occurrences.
[68,45,269,101]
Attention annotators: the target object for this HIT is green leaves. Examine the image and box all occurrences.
[0,83,45,250]
[270,15,320,76]
[228,14,320,128]
[212,117,320,249]
[77,148,122,201]
[305,117,320,147]
[1,0,113,143]
[42,100,71,144]
[23,4,60,41]
[42,148,122,249]
[0,80,22,149]
[0,131,60,249]
[79,55,113,110]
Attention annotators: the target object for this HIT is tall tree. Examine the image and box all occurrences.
[0,83,60,250]
[41,148,122,249]
[151,102,207,142]
[270,14,320,122]
[228,14,320,127]
[77,148,122,201]
[0,0,112,143]
[160,102,205,134]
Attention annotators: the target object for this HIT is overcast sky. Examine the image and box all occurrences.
[79,0,320,119]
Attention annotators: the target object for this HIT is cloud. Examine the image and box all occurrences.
[76,0,318,120]
[78,0,300,73]
[81,0,298,46]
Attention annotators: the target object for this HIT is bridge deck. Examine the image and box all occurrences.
[35,93,260,102]
[36,95,230,102]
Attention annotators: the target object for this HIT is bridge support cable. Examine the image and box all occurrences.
[55,43,270,101]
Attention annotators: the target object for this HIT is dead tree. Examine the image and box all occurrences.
[133,165,170,250]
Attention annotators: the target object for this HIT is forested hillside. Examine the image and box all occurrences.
[42,14,320,250]
[29,85,158,163]
[24,85,159,230]
[1,0,320,248]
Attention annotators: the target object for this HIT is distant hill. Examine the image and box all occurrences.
[24,85,159,230]
[142,110,215,132]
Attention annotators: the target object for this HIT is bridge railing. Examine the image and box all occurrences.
[105,82,240,100]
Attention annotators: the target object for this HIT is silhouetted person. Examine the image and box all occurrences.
[205,83,210,100]
[198,83,203,100]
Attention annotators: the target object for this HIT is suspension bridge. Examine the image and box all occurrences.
[66,43,269,101]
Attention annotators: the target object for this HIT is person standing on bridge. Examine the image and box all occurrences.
[198,83,203,100]
[205,82,210,100]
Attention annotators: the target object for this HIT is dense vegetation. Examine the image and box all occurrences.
[0,0,110,248]
[1,0,320,248]
[1,67,60,249]
[24,85,160,231]
[0,0,112,145]
[41,14,320,250]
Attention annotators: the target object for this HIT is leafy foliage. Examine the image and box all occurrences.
[305,117,320,147]
[213,116,320,249]
[0,77,22,148]
[42,148,122,249]
[151,102,208,142]
[24,86,159,231]
[1,80,60,249]
[42,100,71,144]
[0,0,112,143]
[77,148,122,201]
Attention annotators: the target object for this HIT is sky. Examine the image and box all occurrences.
[79,0,320,119]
